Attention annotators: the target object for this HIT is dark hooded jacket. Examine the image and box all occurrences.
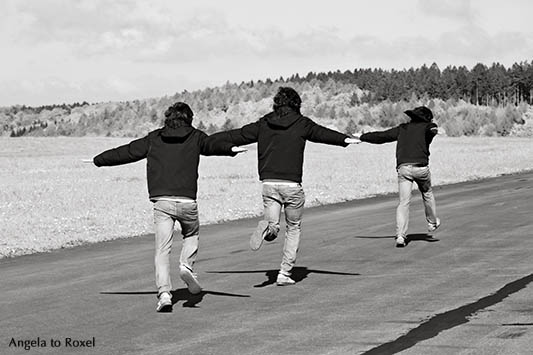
[360,108,438,168]
[93,125,236,199]
[210,107,349,183]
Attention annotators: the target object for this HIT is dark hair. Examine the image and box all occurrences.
[273,87,302,113]
[164,102,194,127]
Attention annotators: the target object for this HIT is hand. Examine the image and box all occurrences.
[81,159,94,164]
[231,146,247,154]
[345,138,361,144]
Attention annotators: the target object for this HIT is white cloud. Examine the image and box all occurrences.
[418,0,475,23]
[2,0,533,106]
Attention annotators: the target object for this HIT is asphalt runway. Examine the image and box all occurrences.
[2,171,533,355]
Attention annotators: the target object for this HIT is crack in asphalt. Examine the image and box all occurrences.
[362,272,533,355]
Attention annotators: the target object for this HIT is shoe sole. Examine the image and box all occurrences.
[250,220,269,251]
[179,266,202,294]
[276,274,296,286]
[395,237,406,248]
[156,303,173,312]
[264,233,277,242]
[276,282,295,286]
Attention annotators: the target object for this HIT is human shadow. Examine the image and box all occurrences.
[405,233,439,244]
[355,233,439,246]
[100,288,250,309]
[207,266,360,288]
[170,288,250,308]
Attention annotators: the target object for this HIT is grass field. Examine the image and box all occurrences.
[1,136,533,258]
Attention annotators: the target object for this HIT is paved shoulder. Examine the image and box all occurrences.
[2,172,533,354]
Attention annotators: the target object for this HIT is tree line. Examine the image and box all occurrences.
[1,61,532,138]
[301,61,533,106]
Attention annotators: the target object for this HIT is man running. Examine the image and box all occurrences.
[211,87,360,285]
[91,102,245,311]
[357,106,441,247]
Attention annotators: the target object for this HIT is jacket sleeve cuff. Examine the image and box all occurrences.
[93,156,102,167]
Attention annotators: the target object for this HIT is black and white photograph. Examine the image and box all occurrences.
[1,0,533,354]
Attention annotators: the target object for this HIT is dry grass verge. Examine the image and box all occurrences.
[1,136,533,258]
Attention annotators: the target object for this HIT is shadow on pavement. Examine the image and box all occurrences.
[362,272,533,354]
[405,233,439,245]
[207,266,360,288]
[355,233,439,246]
[100,289,250,308]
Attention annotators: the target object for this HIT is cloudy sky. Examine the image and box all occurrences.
[1,0,532,106]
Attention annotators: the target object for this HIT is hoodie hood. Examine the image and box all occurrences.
[160,125,194,138]
[265,107,301,128]
[404,106,433,123]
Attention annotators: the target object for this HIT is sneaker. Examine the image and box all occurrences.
[428,218,441,232]
[250,220,269,251]
[179,264,202,294]
[156,292,172,312]
[276,273,296,286]
[395,236,406,248]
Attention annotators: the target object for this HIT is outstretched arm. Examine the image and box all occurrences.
[304,118,351,147]
[209,121,260,146]
[200,131,247,156]
[426,123,438,144]
[93,135,150,166]
[359,127,399,144]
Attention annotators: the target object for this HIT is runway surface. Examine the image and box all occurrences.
[2,171,533,354]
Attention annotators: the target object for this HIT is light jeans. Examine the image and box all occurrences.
[262,184,305,276]
[153,200,199,296]
[396,164,438,238]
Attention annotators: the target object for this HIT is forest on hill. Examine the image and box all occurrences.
[1,61,533,138]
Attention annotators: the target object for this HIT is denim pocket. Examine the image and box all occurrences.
[154,200,175,214]
[397,166,410,180]
[413,166,430,179]
[181,202,198,219]
[284,187,305,208]
[180,203,200,237]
